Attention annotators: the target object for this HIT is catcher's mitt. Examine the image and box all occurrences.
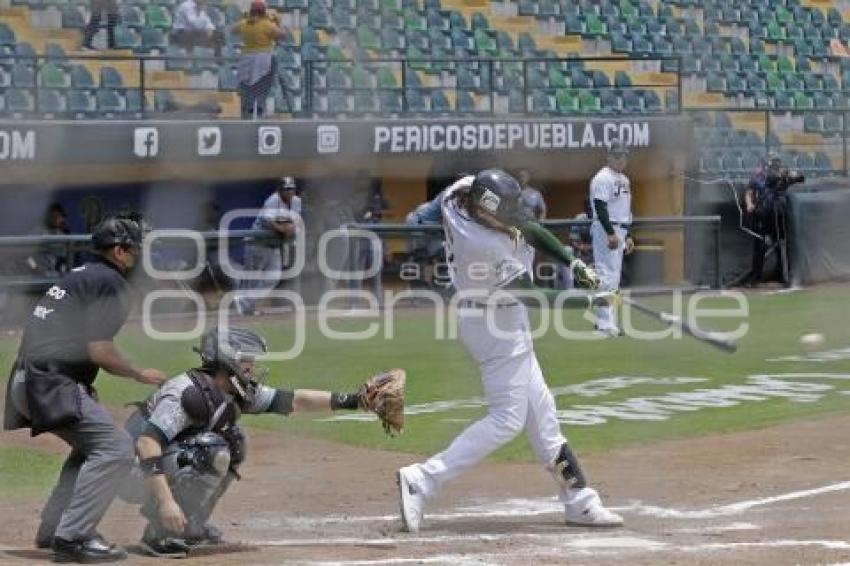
[570,259,600,289]
[358,369,406,436]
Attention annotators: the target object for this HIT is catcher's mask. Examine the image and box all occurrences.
[468,169,523,225]
[194,326,269,406]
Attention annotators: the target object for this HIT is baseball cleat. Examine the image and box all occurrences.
[140,536,191,558]
[593,325,623,338]
[564,503,624,527]
[397,466,425,533]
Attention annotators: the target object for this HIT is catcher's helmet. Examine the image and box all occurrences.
[469,169,522,223]
[91,215,145,251]
[195,326,268,404]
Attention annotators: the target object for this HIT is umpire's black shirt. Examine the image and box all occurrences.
[19,257,131,386]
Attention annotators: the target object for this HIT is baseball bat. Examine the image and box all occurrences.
[620,295,738,354]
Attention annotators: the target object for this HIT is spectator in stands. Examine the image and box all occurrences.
[172,0,225,57]
[350,178,389,301]
[81,0,119,52]
[230,0,285,119]
[235,176,301,315]
[517,168,547,221]
[26,203,74,278]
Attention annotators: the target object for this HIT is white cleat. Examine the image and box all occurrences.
[594,325,623,338]
[565,503,624,527]
[397,466,425,533]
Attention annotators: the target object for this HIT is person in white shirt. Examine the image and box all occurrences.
[236,176,302,316]
[589,141,635,336]
[172,0,224,56]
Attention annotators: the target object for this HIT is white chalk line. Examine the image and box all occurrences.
[248,480,850,531]
[623,480,850,519]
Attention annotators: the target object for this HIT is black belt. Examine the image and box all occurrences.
[459,299,520,309]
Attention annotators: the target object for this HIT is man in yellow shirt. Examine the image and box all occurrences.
[231,1,285,118]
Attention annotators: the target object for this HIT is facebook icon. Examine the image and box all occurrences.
[133,127,158,158]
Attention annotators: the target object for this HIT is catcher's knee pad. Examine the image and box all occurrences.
[176,432,231,476]
[552,443,587,489]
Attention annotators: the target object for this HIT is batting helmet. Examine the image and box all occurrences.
[195,326,268,404]
[91,215,144,251]
[468,169,522,223]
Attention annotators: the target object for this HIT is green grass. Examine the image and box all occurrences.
[2,286,849,472]
[0,447,62,499]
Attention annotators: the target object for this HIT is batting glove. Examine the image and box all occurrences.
[570,259,600,289]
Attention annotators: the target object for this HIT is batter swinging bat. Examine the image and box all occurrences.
[621,295,738,354]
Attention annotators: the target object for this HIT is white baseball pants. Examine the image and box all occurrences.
[591,221,627,330]
[406,304,579,504]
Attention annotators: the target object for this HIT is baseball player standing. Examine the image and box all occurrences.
[589,141,635,336]
[397,170,622,533]
[3,215,167,563]
[236,176,301,315]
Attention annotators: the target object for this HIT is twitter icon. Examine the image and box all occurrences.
[197,126,222,156]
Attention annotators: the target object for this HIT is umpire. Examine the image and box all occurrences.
[3,215,167,563]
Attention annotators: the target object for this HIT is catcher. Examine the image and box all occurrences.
[122,326,404,557]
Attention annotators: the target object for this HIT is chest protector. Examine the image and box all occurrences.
[180,368,242,437]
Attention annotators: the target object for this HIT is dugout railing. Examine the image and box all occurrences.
[0,215,722,292]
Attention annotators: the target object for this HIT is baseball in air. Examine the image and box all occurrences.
[799,333,825,352]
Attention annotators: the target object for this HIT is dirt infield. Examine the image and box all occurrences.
[2,405,850,565]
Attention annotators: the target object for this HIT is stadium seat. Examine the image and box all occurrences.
[96,88,124,114]
[141,27,168,52]
[0,23,15,46]
[37,89,65,116]
[405,88,428,112]
[218,65,238,91]
[145,5,172,29]
[12,63,35,88]
[62,6,86,28]
[457,90,476,113]
[531,90,554,113]
[121,5,144,28]
[379,90,402,112]
[431,90,451,112]
[39,63,68,88]
[100,66,124,88]
[114,26,141,50]
[6,88,34,114]
[353,90,377,112]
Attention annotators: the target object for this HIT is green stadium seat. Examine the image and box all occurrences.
[403,8,426,31]
[777,56,795,73]
[474,29,497,54]
[578,89,601,113]
[766,71,784,91]
[145,5,171,29]
[584,14,606,37]
[792,90,813,109]
[358,26,381,50]
[39,63,68,88]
